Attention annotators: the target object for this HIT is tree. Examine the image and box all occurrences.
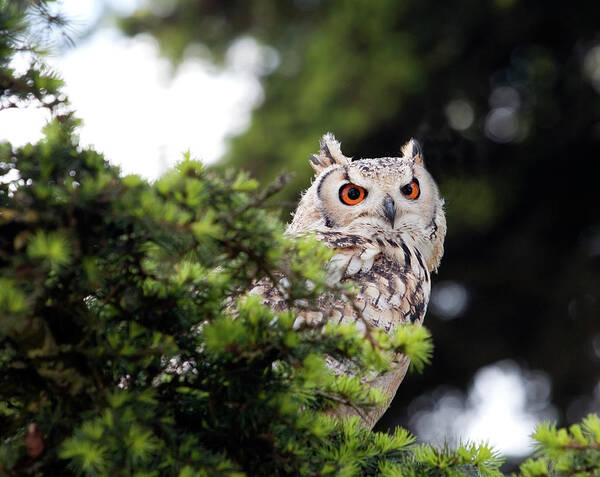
[118,0,600,441]
[1,1,600,476]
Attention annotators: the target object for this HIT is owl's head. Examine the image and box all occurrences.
[288,133,446,271]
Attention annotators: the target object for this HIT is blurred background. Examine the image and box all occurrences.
[2,0,599,468]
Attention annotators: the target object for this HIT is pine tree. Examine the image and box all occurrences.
[1,2,599,476]
[119,0,600,436]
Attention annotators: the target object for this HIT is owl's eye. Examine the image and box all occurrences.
[339,183,367,205]
[401,179,420,200]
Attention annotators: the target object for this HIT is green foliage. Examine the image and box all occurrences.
[2,2,599,476]
[0,0,65,111]
[0,109,502,475]
[516,415,600,476]
[116,4,600,451]
[0,4,495,475]
[0,17,487,468]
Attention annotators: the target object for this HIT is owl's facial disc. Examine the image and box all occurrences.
[287,133,446,271]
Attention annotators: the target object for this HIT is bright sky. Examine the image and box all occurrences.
[0,0,262,179]
[0,0,550,459]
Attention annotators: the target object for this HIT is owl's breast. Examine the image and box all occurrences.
[312,230,431,332]
[348,254,430,333]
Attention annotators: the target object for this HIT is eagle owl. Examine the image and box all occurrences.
[258,133,446,428]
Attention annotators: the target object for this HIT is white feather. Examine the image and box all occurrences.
[346,254,363,275]
[326,253,351,285]
[361,255,375,273]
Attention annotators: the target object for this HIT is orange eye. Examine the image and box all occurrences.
[339,183,367,205]
[401,179,420,200]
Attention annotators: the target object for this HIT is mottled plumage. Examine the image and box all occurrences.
[255,133,446,428]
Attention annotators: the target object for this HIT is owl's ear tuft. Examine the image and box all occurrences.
[309,133,351,173]
[401,138,424,166]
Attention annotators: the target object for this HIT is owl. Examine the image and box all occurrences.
[256,133,446,429]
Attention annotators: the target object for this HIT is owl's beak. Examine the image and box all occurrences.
[382,195,396,227]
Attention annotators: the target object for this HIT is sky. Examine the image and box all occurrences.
[0,0,263,179]
[0,0,553,459]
